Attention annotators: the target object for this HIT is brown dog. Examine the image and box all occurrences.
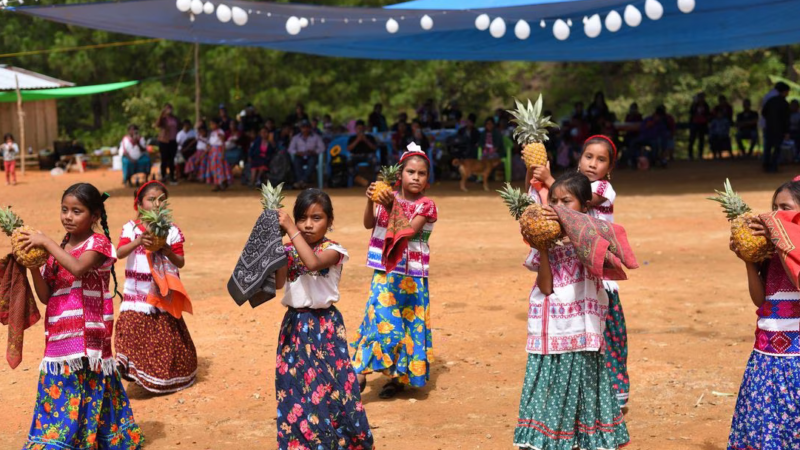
[452,158,502,192]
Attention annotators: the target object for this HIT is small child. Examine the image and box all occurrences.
[514,172,629,449]
[2,133,19,186]
[727,178,800,449]
[199,118,232,192]
[185,124,208,180]
[17,183,144,449]
[274,189,374,449]
[249,126,275,187]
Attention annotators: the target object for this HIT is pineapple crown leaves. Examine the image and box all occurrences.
[507,94,559,145]
[138,196,173,237]
[378,164,401,184]
[497,182,536,220]
[260,181,285,210]
[0,206,24,236]
[707,178,752,220]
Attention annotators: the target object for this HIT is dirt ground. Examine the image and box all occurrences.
[0,160,791,450]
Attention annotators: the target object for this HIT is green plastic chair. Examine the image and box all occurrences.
[476,135,513,182]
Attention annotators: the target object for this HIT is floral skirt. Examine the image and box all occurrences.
[514,352,630,450]
[23,362,143,450]
[184,149,206,176]
[199,146,232,186]
[350,271,432,387]
[115,310,198,394]
[276,306,373,450]
[604,289,629,408]
[727,351,800,450]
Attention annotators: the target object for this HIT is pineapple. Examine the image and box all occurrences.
[508,94,558,168]
[138,196,173,252]
[372,165,400,202]
[708,179,773,263]
[260,181,285,211]
[0,206,49,268]
[498,183,561,250]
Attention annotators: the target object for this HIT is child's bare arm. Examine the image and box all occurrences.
[275,266,287,290]
[536,248,554,295]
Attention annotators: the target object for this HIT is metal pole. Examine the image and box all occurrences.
[194,43,200,124]
[14,74,25,175]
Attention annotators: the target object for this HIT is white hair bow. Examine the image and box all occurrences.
[406,142,422,153]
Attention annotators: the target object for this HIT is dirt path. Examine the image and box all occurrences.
[0,161,789,450]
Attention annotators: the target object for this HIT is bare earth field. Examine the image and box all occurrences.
[0,161,791,450]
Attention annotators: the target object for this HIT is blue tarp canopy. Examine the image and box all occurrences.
[12,0,800,61]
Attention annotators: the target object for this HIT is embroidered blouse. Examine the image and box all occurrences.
[39,233,117,375]
[755,256,800,356]
[117,220,185,315]
[366,193,437,278]
[590,180,616,223]
[523,243,609,355]
[282,239,349,310]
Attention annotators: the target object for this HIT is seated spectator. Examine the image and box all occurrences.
[119,124,151,188]
[709,108,732,159]
[791,99,800,159]
[288,119,325,189]
[714,95,734,122]
[392,121,412,156]
[417,99,439,129]
[410,119,431,152]
[322,114,334,135]
[391,112,409,132]
[368,103,388,132]
[277,124,293,151]
[217,104,233,135]
[735,99,759,158]
[240,103,264,134]
[264,117,276,133]
[454,113,481,158]
[441,101,462,127]
[480,117,505,160]
[347,119,379,186]
[284,102,309,130]
[249,126,276,187]
[311,117,323,136]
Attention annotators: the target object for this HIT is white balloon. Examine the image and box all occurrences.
[299,17,309,28]
[216,3,231,22]
[176,0,191,13]
[420,14,433,30]
[678,0,696,13]
[645,0,664,20]
[489,17,506,38]
[553,19,570,40]
[584,14,602,38]
[232,6,247,25]
[605,10,622,32]
[624,5,642,27]
[202,1,214,14]
[514,19,530,40]
[285,16,301,35]
[190,0,203,15]
[386,18,399,33]
[474,13,490,31]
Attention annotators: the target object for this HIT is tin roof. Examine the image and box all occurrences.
[0,65,74,91]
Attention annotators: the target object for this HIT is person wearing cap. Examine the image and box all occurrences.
[762,81,791,173]
[287,119,325,189]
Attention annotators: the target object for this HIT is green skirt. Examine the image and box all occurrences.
[514,352,630,450]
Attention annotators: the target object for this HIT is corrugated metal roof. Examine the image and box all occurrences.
[0,65,74,91]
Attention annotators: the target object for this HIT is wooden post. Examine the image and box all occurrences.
[194,43,200,124]
[14,74,25,175]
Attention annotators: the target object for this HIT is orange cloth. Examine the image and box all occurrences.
[145,251,193,319]
[0,254,40,368]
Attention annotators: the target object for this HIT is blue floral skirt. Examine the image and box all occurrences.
[727,351,800,450]
[350,271,432,387]
[604,289,629,408]
[276,307,373,450]
[22,362,143,450]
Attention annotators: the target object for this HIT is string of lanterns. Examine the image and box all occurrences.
[173,0,695,40]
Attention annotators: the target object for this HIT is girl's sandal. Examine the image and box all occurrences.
[378,380,404,399]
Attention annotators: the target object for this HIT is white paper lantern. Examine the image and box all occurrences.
[514,19,530,40]
[176,0,191,12]
[216,3,231,22]
[645,0,664,20]
[475,14,490,31]
[420,14,433,30]
[232,6,247,25]
[678,0,696,13]
[202,1,214,14]
[489,17,506,38]
[190,0,203,15]
[386,18,399,33]
[540,19,546,28]
[567,18,573,27]
[605,10,622,32]
[299,17,309,28]
[286,16,301,35]
[553,19,570,40]
[582,16,588,25]
[624,5,642,27]
[584,14,602,38]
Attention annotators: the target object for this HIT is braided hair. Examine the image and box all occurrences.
[60,183,121,299]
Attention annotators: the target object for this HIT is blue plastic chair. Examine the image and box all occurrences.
[289,152,326,189]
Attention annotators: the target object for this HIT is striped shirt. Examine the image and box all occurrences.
[755,256,800,356]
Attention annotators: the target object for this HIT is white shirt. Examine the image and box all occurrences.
[119,135,146,160]
[177,129,196,148]
[281,240,349,310]
[287,133,325,156]
[1,142,19,162]
[208,129,225,147]
[589,180,616,223]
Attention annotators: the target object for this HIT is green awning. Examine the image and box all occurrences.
[0,80,139,103]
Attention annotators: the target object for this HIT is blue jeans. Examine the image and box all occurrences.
[292,155,317,185]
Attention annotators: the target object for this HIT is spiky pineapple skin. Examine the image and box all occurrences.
[11,225,48,268]
[145,235,167,253]
[732,213,773,263]
[371,181,393,202]
[520,204,561,250]
[522,142,548,168]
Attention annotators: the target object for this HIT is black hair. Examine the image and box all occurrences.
[293,188,334,225]
[59,183,120,299]
[136,182,169,206]
[484,117,495,125]
[197,125,208,134]
[355,119,366,127]
[549,172,592,207]
[467,113,477,123]
[127,124,139,131]
[581,136,615,162]
[209,118,220,127]
[3,133,13,142]
[772,180,800,210]
[775,82,790,93]
[182,119,192,127]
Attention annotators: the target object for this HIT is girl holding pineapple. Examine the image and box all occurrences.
[513,172,629,450]
[273,189,374,450]
[351,145,438,399]
[531,135,630,409]
[16,183,144,450]
[115,181,197,394]
[726,178,800,450]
